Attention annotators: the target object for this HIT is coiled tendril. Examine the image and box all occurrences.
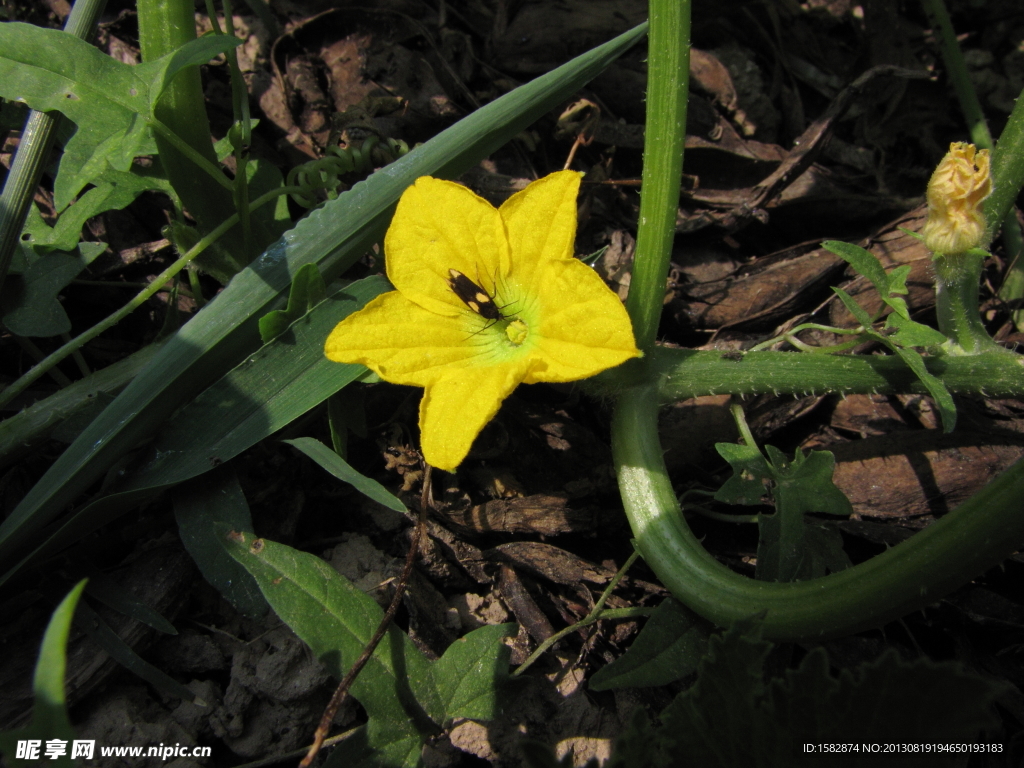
[287,135,411,208]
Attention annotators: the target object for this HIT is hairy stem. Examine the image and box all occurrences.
[613,385,1024,640]
[624,0,689,351]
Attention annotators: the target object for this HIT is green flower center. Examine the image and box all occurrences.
[505,318,528,346]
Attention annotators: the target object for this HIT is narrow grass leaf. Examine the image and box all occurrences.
[74,600,199,703]
[284,437,407,514]
[0,581,85,767]
[0,277,385,579]
[84,573,178,634]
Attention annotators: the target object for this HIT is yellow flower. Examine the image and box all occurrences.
[325,171,640,471]
[921,142,992,255]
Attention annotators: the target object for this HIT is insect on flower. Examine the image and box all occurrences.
[446,269,504,321]
[324,171,640,471]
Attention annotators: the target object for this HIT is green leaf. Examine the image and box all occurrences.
[765,447,853,519]
[22,189,111,253]
[19,167,166,256]
[0,581,84,768]
[832,286,955,432]
[713,442,771,506]
[756,447,853,583]
[831,285,876,328]
[173,466,268,619]
[84,574,177,634]
[245,156,292,239]
[220,532,441,736]
[429,622,514,723]
[213,121,261,160]
[222,533,515,765]
[259,263,327,343]
[322,722,423,768]
[884,311,948,348]
[822,240,910,320]
[892,346,957,433]
[822,240,892,294]
[1,242,105,337]
[652,618,1005,767]
[73,599,200,703]
[0,277,387,576]
[283,436,407,514]
[0,22,648,585]
[590,598,711,691]
[0,23,240,208]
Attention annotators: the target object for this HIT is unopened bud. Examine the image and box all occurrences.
[921,142,992,255]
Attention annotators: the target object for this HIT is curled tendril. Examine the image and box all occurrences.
[287,135,411,208]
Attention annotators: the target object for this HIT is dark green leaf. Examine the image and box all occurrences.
[713,442,771,506]
[756,448,853,583]
[0,343,162,470]
[327,387,367,458]
[84,574,177,634]
[590,598,711,691]
[284,437,407,514]
[259,263,327,342]
[74,600,199,703]
[647,618,1005,767]
[605,709,659,768]
[430,623,514,722]
[1,242,105,337]
[174,467,268,619]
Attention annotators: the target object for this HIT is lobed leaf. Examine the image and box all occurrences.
[0,24,239,208]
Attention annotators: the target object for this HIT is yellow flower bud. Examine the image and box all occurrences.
[920,142,992,255]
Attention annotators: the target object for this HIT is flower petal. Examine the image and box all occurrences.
[385,177,510,316]
[325,291,496,387]
[419,360,532,471]
[500,170,582,289]
[525,257,639,383]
